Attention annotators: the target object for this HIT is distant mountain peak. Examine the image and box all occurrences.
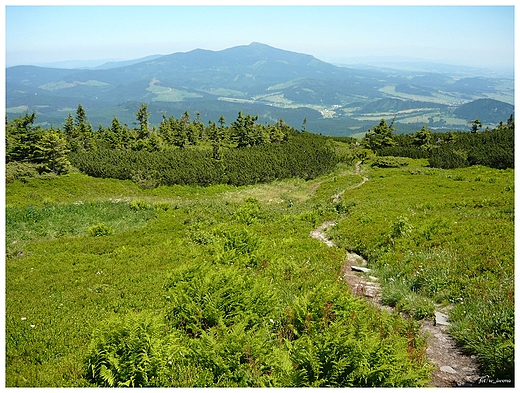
[6,42,513,133]
[248,42,275,48]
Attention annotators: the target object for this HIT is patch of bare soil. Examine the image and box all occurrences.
[309,221,336,248]
[421,318,481,387]
[310,162,482,387]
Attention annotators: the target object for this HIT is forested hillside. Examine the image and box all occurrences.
[6,43,513,134]
[453,98,514,124]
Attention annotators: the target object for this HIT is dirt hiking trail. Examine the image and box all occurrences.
[310,162,482,387]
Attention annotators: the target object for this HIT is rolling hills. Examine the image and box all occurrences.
[6,42,514,135]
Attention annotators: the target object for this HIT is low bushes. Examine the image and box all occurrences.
[376,127,514,170]
[69,134,338,187]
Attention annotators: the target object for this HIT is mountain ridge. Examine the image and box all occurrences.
[6,42,514,135]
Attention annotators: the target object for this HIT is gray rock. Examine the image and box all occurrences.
[435,312,451,326]
[440,365,457,374]
[347,252,367,266]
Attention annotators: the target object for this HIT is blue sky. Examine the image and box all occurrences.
[4,3,515,70]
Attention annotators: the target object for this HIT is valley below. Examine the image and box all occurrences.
[6,43,514,136]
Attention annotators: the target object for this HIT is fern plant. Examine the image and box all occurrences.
[88,222,113,237]
[85,313,168,387]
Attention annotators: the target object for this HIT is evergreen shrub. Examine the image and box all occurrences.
[69,134,338,187]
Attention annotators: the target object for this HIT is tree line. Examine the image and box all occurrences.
[5,104,336,187]
[6,103,514,185]
[361,116,514,169]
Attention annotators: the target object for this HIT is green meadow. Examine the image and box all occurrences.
[5,154,514,386]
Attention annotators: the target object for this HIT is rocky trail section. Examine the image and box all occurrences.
[310,162,482,387]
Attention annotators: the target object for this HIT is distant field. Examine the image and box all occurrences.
[147,81,203,102]
[6,105,29,114]
[39,80,110,91]
[200,87,246,97]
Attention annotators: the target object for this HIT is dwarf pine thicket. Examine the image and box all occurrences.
[363,116,514,170]
[4,106,515,386]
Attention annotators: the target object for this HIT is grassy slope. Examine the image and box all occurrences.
[5,160,514,386]
[329,161,514,379]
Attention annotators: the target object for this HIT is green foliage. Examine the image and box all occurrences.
[289,318,430,387]
[329,162,514,379]
[135,102,151,139]
[413,125,433,150]
[69,132,337,187]
[371,156,410,168]
[129,199,153,211]
[84,263,432,387]
[5,162,43,183]
[6,166,436,387]
[279,284,431,387]
[88,223,114,237]
[232,197,266,225]
[85,313,168,387]
[374,119,514,170]
[34,130,71,174]
[5,199,157,256]
[382,285,435,320]
[102,117,133,150]
[6,111,42,163]
[362,118,396,151]
[5,108,309,188]
[390,215,413,240]
[6,142,513,386]
[188,321,294,387]
[449,282,514,380]
[66,104,94,152]
[213,227,263,268]
[163,263,278,335]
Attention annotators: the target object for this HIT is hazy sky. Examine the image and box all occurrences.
[4,2,515,70]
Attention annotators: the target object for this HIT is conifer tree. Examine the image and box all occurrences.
[158,114,174,147]
[135,102,151,140]
[232,111,259,148]
[362,118,396,151]
[471,118,482,133]
[34,129,71,174]
[65,104,93,151]
[6,111,41,162]
[193,111,205,142]
[173,115,189,148]
[413,125,433,150]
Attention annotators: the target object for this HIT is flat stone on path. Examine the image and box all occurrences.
[435,312,451,326]
[440,366,457,374]
[351,266,371,273]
